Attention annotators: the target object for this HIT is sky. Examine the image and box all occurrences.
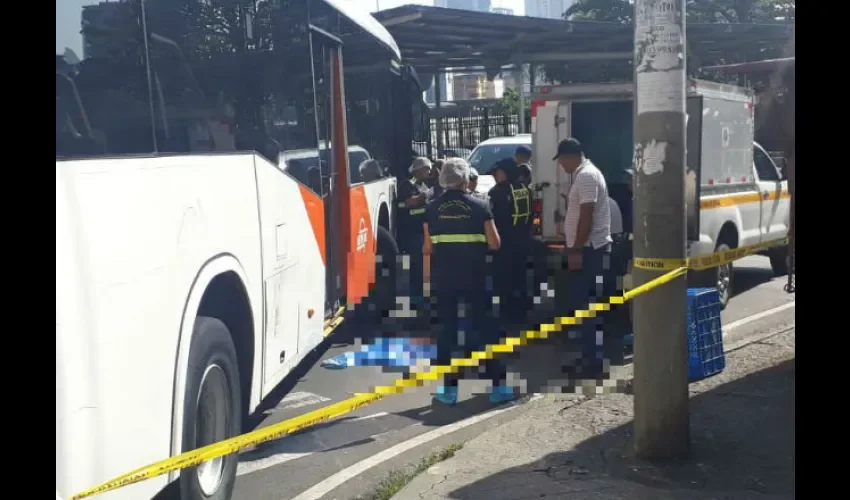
[371,0,526,15]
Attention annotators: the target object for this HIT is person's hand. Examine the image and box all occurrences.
[567,250,582,271]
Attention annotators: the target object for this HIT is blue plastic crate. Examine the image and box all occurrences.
[687,287,726,381]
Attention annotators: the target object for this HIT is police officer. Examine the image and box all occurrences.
[488,161,533,326]
[397,157,433,308]
[423,158,513,405]
[489,145,532,184]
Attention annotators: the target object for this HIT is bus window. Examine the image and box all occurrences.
[143,0,321,179]
[55,0,154,159]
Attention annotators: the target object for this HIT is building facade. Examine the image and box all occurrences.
[524,0,576,19]
[435,0,492,12]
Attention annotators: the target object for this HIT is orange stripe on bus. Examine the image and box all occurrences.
[346,185,375,307]
[298,184,326,266]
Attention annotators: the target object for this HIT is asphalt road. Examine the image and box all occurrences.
[232,255,795,500]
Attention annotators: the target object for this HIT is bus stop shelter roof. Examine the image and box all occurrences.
[372,4,795,73]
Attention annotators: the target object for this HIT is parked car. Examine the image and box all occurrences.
[467,134,532,194]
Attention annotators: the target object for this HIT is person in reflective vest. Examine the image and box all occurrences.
[397,157,433,308]
[423,158,513,405]
[488,162,533,325]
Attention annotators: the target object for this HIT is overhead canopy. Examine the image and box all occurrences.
[325,0,401,62]
[373,4,794,74]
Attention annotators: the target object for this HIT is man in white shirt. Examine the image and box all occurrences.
[554,138,613,378]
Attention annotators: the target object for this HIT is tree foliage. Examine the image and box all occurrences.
[543,0,794,84]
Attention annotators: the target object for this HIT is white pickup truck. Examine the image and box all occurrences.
[530,80,791,308]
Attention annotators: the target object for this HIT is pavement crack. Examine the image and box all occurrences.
[419,474,449,499]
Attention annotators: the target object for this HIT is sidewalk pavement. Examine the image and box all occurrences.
[393,328,795,500]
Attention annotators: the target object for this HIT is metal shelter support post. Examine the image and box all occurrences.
[632,0,691,459]
[518,65,526,134]
[434,71,444,155]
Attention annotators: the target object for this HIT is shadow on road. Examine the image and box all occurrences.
[733,258,781,298]
[445,359,795,500]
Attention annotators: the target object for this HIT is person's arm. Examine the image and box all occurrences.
[422,223,433,295]
[398,182,427,208]
[484,220,501,251]
[482,203,501,251]
[571,174,598,249]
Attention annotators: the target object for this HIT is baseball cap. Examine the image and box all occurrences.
[409,157,432,174]
[552,138,583,160]
[515,145,532,157]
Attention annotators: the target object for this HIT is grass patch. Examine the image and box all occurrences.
[366,443,464,500]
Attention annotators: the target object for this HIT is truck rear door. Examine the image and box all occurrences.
[531,99,572,242]
[531,99,562,241]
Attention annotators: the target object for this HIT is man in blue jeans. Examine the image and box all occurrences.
[554,138,613,378]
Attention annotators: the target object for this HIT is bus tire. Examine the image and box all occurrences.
[179,316,242,500]
[374,226,399,317]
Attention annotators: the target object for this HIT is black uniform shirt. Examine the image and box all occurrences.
[426,189,493,289]
[397,177,430,236]
[488,180,532,248]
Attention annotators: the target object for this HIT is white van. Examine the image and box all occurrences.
[530,80,790,308]
[468,134,533,194]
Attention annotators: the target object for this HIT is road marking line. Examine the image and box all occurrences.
[237,412,393,476]
[724,301,795,334]
[271,391,331,412]
[237,452,312,476]
[350,411,389,422]
[288,400,529,500]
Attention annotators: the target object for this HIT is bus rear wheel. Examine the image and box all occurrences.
[180,316,242,500]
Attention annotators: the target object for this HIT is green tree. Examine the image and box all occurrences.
[544,0,793,83]
[494,87,521,116]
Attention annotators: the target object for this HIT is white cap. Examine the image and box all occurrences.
[409,157,432,174]
[439,158,471,188]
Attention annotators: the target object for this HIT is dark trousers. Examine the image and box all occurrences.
[434,280,506,388]
[493,243,531,325]
[565,245,612,374]
[398,229,424,304]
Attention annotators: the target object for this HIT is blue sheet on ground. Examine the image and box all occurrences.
[321,337,437,369]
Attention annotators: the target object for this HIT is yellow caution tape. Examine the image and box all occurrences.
[67,266,688,500]
[632,237,788,272]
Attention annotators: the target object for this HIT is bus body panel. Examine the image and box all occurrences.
[56,154,264,499]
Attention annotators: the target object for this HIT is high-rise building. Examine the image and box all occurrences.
[435,0,492,12]
[525,0,576,19]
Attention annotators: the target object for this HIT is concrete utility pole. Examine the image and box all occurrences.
[632,0,690,458]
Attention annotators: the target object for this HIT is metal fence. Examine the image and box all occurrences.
[429,109,528,152]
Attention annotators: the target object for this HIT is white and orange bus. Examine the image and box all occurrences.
[56,1,422,499]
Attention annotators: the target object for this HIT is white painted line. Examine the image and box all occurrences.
[289,403,523,500]
[724,301,795,334]
[350,411,389,422]
[237,451,312,476]
[237,412,394,476]
[271,391,331,412]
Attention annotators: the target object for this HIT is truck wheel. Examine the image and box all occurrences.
[714,242,734,310]
[180,317,242,500]
[768,246,789,277]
